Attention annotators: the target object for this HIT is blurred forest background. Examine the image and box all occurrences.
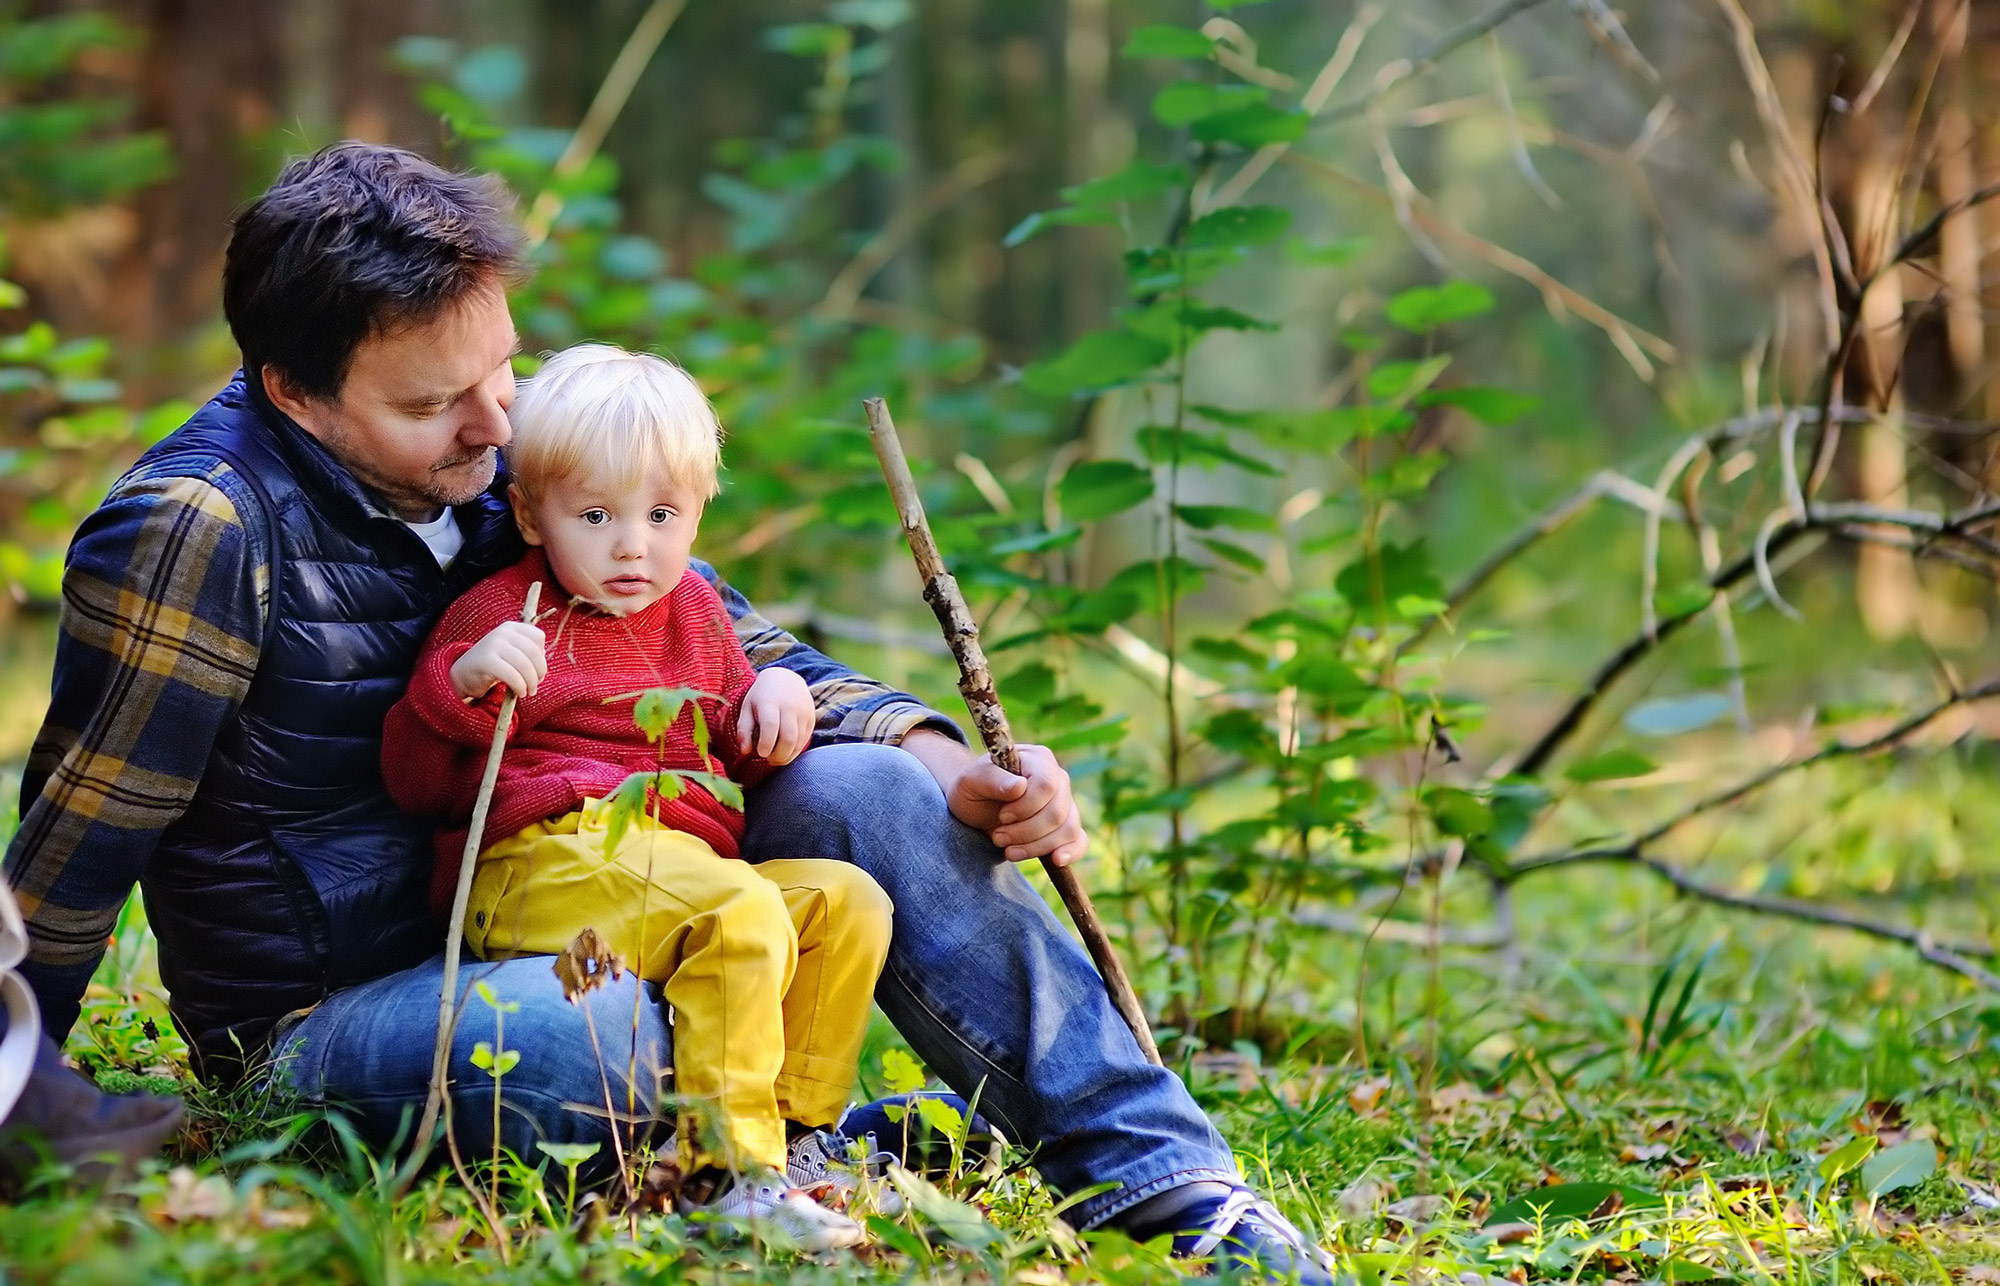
[4,0,2000,1054]
[11,1,2000,1279]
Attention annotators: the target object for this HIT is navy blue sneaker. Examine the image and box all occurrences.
[1149,1186,1340,1285]
[831,1092,1003,1179]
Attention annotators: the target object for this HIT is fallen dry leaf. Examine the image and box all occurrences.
[1961,1266,2000,1283]
[1483,1221,1535,1244]
[1860,1099,1907,1134]
[159,1167,232,1222]
[1620,1142,1671,1163]
[1383,1194,1450,1227]
[1338,1177,1394,1220]
[635,1159,683,1213]
[1349,1076,1390,1115]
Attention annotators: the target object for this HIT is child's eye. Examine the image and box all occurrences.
[581,509,610,525]
[650,507,675,524]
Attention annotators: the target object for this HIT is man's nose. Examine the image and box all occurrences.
[459,387,512,448]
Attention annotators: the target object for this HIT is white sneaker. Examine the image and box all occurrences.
[787,1127,904,1216]
[681,1172,866,1252]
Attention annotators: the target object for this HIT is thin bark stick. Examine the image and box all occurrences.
[405,580,543,1182]
[864,397,1163,1067]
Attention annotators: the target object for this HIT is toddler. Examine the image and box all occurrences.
[382,343,889,1249]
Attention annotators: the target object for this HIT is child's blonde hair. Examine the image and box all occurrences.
[506,343,722,500]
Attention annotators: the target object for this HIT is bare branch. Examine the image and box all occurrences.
[1508,844,2000,986]
[1887,179,2000,276]
[1284,153,1677,377]
[1206,6,1381,212]
[1316,0,1564,129]
[1712,0,1841,349]
[816,153,1008,320]
[1574,0,1660,85]
[1511,495,2000,778]
[1511,522,1812,778]
[1400,469,1665,655]
[522,0,688,249]
[1531,678,2000,864]
[1497,679,2000,985]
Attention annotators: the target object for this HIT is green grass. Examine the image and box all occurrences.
[9,763,2000,1283]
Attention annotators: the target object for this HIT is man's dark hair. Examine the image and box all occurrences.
[223,141,524,401]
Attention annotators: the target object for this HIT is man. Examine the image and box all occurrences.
[2,142,1330,1279]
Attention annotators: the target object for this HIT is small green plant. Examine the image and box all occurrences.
[468,977,521,1245]
[534,1140,601,1224]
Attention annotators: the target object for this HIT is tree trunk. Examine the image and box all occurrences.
[106,0,283,393]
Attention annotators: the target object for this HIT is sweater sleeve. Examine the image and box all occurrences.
[380,579,520,819]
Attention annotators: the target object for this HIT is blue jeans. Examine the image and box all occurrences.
[277,744,1237,1227]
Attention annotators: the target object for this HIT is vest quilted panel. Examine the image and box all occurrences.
[130,376,522,1080]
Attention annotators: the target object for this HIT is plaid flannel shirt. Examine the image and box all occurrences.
[4,455,962,1040]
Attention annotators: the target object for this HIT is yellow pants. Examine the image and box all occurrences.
[466,802,892,1172]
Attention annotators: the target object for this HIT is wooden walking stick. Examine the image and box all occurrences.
[864,397,1162,1067]
[407,580,543,1173]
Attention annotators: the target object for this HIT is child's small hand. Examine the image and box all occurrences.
[450,620,548,701]
[738,668,813,766]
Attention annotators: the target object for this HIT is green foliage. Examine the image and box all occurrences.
[0,9,176,605]
[0,11,170,216]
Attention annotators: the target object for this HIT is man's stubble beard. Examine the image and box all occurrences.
[317,416,498,519]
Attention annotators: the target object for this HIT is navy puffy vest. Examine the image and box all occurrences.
[131,376,521,1080]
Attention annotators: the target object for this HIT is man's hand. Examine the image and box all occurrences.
[737,667,814,765]
[901,730,1088,867]
[450,620,547,701]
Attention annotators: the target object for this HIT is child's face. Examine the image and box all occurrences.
[512,461,705,615]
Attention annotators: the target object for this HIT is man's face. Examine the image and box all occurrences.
[265,283,520,521]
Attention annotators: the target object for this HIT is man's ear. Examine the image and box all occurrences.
[509,483,543,546]
[260,365,325,436]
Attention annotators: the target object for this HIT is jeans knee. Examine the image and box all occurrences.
[745,743,951,857]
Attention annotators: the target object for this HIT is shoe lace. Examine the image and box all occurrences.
[1183,1188,1261,1259]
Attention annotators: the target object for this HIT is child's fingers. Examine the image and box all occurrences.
[782,703,810,761]
[755,701,780,758]
[765,707,799,765]
[511,640,548,687]
[491,659,533,698]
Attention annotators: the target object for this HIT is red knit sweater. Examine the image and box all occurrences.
[382,549,769,915]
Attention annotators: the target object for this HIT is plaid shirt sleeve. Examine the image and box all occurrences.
[3,458,266,1040]
[690,558,966,749]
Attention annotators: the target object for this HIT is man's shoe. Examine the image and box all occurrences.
[0,1035,183,1189]
[680,1170,866,1252]
[1154,1186,1340,1285]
